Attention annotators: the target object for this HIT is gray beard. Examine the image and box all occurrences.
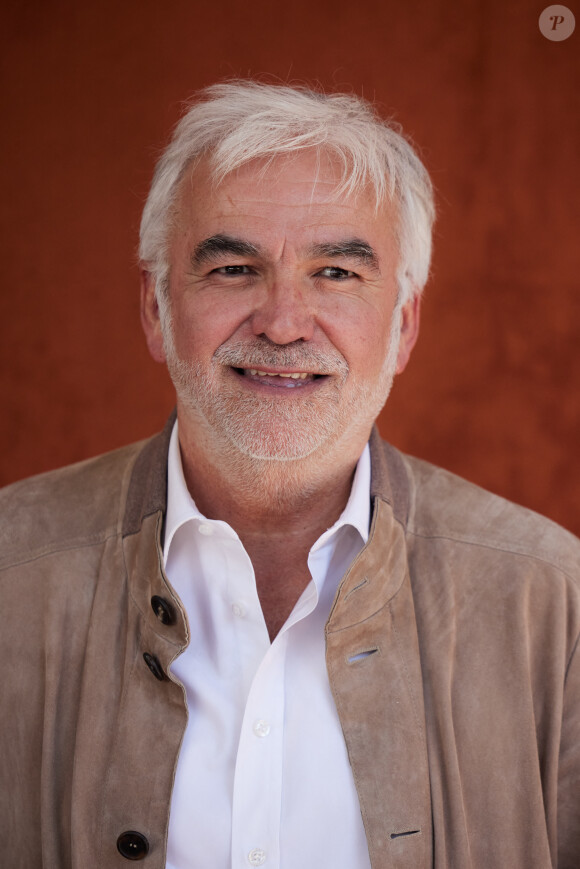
[160,296,402,465]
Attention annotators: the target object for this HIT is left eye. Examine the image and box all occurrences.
[317,266,357,280]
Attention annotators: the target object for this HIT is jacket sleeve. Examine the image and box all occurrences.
[557,630,580,868]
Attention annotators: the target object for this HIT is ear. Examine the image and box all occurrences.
[140,268,167,364]
[395,293,421,374]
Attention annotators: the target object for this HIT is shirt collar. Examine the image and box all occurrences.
[164,421,208,562]
[164,420,371,563]
[309,440,370,552]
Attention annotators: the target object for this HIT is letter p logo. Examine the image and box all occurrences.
[539,5,576,40]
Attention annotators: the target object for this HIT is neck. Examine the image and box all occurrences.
[176,412,363,543]
[175,411,369,639]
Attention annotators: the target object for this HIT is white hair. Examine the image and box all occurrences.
[139,80,435,305]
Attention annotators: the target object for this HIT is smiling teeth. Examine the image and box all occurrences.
[248,369,310,379]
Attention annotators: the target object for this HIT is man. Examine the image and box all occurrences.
[1,81,579,869]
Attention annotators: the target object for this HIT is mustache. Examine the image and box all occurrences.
[213,340,349,377]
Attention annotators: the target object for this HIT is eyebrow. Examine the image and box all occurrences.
[190,233,380,272]
[191,234,260,267]
[308,239,380,272]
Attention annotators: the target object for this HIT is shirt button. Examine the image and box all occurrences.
[232,602,247,618]
[248,848,266,866]
[198,523,214,536]
[253,719,271,738]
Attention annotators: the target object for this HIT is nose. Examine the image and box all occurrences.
[250,279,315,345]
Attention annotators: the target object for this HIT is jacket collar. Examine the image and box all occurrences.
[368,426,410,527]
[122,411,176,537]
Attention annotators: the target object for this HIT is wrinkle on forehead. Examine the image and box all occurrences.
[184,150,375,212]
[173,151,400,271]
[215,148,344,193]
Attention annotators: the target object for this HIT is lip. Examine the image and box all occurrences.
[229,366,328,393]
[242,365,318,377]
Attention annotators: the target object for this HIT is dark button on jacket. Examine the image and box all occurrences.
[151,595,176,626]
[143,652,165,681]
[117,830,149,860]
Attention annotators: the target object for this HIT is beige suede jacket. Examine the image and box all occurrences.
[2,417,580,869]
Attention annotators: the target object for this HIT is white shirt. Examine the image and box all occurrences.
[164,422,372,869]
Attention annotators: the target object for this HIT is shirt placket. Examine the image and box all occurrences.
[231,631,288,869]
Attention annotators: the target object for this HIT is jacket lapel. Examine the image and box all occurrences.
[325,441,432,869]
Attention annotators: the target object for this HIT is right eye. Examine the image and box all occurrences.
[213,265,252,275]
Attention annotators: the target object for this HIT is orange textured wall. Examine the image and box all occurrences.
[1,0,578,533]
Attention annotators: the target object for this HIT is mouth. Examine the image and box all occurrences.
[232,367,326,389]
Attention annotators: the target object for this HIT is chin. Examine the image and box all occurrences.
[211,409,343,463]
[223,430,326,463]
[168,344,396,467]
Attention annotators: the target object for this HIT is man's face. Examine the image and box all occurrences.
[143,150,419,463]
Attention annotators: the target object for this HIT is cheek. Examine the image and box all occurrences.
[322,304,394,376]
[170,294,253,359]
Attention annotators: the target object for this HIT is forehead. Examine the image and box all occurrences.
[173,151,398,250]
